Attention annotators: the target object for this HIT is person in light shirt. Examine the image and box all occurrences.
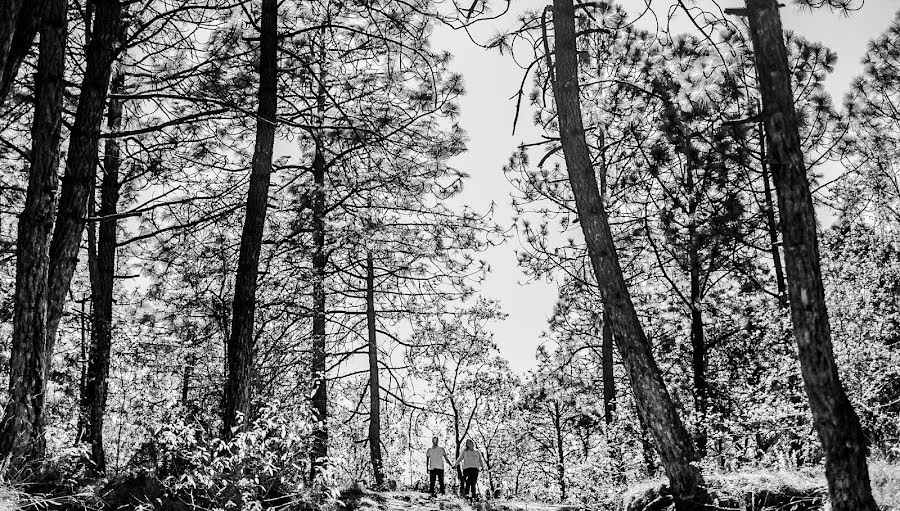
[425,436,452,496]
[454,438,487,500]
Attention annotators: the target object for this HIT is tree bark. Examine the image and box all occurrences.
[0,1,39,107]
[46,0,123,380]
[222,0,278,437]
[758,118,788,307]
[0,0,66,470]
[742,1,879,509]
[601,316,615,425]
[309,142,328,481]
[452,407,463,491]
[553,402,566,501]
[0,0,23,101]
[80,58,126,474]
[549,1,706,506]
[366,251,386,487]
[688,227,707,457]
[484,449,495,494]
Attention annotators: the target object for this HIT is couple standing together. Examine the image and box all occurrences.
[425,437,487,500]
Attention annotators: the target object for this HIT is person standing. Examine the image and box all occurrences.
[426,436,452,496]
[454,438,487,500]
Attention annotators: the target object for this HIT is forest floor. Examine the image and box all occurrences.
[338,490,583,511]
[1,464,898,511]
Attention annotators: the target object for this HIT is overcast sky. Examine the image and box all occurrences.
[428,0,899,373]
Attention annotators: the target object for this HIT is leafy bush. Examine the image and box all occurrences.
[143,404,317,510]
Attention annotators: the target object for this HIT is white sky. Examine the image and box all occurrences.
[429,0,900,373]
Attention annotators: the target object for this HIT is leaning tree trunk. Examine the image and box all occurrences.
[550,0,707,507]
[0,1,39,107]
[738,1,879,509]
[0,0,66,470]
[0,0,23,99]
[309,142,328,481]
[366,251,386,487]
[46,0,123,380]
[80,57,126,474]
[222,0,278,437]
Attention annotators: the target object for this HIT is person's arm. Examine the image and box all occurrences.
[443,448,453,466]
[479,451,487,470]
[454,453,464,467]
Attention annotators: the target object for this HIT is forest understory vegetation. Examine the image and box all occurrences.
[3,0,900,509]
[4,461,900,510]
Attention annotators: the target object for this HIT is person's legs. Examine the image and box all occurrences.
[462,468,476,499]
[469,469,480,499]
[429,469,437,494]
[437,469,445,494]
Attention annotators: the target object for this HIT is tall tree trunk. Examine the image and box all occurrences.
[222,0,278,437]
[366,251,386,487]
[80,59,126,474]
[452,407,463,491]
[549,1,706,506]
[553,402,566,501]
[0,0,23,98]
[0,0,66,470]
[484,449,495,494]
[758,118,788,307]
[309,142,328,481]
[45,0,123,380]
[0,1,39,107]
[601,316,615,425]
[74,298,89,445]
[739,1,879,509]
[688,228,707,457]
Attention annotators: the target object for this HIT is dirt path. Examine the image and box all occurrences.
[338,490,583,511]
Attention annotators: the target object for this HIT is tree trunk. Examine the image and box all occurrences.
[688,231,707,457]
[80,58,126,474]
[222,0,278,437]
[74,298,89,445]
[549,1,706,506]
[0,0,23,99]
[484,449,495,494]
[741,1,879,509]
[553,402,566,501]
[366,251,386,487]
[0,0,66,470]
[602,316,615,425]
[452,408,463,492]
[46,0,123,380]
[0,1,39,107]
[758,118,788,307]
[309,142,328,481]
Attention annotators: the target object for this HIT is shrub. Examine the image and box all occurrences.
[144,403,317,510]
